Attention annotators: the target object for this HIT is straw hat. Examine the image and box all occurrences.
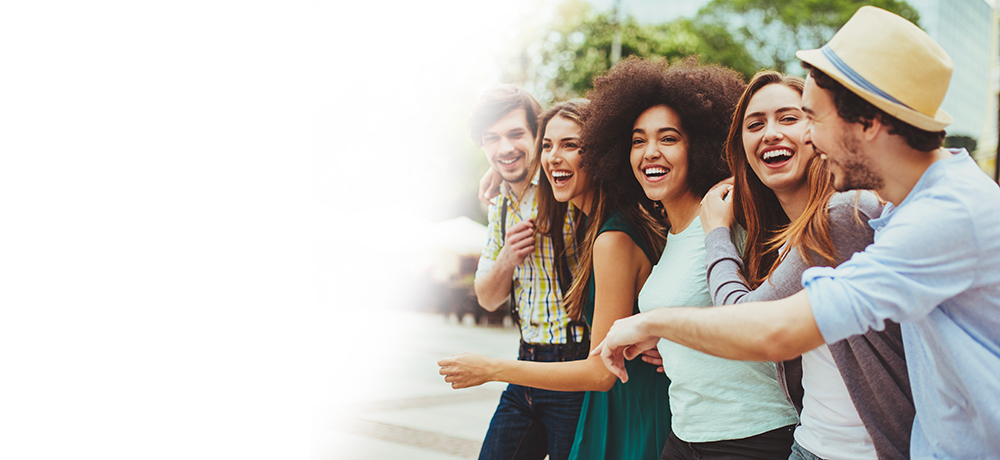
[796,6,953,131]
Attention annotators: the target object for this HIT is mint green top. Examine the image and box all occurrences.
[637,216,798,443]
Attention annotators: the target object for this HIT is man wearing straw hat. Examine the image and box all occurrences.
[593,6,1000,458]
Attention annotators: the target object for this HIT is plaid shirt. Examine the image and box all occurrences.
[476,177,580,344]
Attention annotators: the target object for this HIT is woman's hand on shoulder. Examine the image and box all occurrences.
[700,177,735,234]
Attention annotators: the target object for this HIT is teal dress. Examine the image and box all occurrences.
[568,212,672,459]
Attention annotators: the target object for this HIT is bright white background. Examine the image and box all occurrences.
[0,0,548,458]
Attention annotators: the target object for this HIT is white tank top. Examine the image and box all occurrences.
[793,344,877,459]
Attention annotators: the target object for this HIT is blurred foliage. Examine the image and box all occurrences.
[497,0,919,104]
[696,0,920,74]
[945,135,978,153]
[530,0,760,103]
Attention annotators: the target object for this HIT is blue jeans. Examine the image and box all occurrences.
[787,440,822,460]
[478,342,587,460]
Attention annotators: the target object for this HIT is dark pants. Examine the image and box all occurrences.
[660,425,796,460]
[478,341,588,460]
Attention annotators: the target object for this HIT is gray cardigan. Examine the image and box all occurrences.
[705,191,914,460]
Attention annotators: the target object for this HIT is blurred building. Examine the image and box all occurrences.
[908,0,995,175]
[978,4,999,178]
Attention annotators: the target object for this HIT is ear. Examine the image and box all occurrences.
[861,115,884,141]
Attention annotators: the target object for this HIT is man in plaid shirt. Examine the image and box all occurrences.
[461,84,587,460]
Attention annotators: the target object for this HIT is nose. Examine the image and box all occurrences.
[498,135,514,155]
[643,142,660,160]
[763,123,783,143]
[546,146,562,166]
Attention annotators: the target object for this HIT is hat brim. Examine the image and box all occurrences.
[796,48,952,132]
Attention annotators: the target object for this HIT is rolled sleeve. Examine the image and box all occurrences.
[803,192,978,344]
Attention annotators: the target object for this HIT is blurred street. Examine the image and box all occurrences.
[312,310,520,459]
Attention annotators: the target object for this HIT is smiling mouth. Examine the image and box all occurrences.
[496,154,522,166]
[551,170,573,185]
[762,149,793,165]
[643,166,668,178]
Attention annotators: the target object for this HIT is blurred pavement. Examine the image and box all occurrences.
[312,311,520,459]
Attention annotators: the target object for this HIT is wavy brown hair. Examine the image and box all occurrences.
[532,99,590,308]
[725,70,838,288]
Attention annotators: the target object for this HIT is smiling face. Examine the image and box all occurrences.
[630,105,691,204]
[481,107,534,189]
[801,77,884,192]
[541,115,590,210]
[742,83,812,196]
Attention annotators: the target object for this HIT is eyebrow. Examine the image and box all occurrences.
[485,127,526,137]
[633,127,681,135]
[542,135,581,143]
[744,106,801,120]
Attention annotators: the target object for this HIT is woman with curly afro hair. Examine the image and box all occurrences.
[584,57,799,459]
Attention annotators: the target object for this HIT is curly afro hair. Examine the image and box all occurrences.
[581,56,745,212]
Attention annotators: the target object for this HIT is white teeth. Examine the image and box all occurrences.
[552,171,572,178]
[762,149,792,160]
[644,166,667,176]
[498,157,517,165]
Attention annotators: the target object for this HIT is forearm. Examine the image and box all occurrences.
[639,290,824,362]
[474,261,517,311]
[496,355,619,392]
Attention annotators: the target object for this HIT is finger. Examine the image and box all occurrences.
[657,366,664,373]
[590,340,604,356]
[623,344,641,361]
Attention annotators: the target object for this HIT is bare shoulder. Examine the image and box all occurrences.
[593,230,640,255]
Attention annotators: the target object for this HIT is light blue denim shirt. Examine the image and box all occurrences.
[802,150,1000,458]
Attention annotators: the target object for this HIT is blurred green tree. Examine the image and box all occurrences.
[694,0,920,74]
[945,135,978,153]
[507,0,760,105]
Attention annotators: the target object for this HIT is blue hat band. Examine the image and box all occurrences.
[820,45,913,111]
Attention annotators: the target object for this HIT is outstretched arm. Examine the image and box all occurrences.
[441,231,649,392]
[593,290,824,382]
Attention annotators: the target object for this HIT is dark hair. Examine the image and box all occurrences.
[468,84,543,147]
[582,56,744,228]
[802,63,945,151]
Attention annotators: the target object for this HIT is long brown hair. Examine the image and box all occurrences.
[725,70,837,288]
[531,100,589,315]
[562,193,664,321]
[531,99,665,321]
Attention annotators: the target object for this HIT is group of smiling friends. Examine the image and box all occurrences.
[437,7,1000,460]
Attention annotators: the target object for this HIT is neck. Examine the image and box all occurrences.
[877,146,952,206]
[661,191,702,234]
[774,185,810,221]
[572,188,595,216]
[507,178,529,202]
